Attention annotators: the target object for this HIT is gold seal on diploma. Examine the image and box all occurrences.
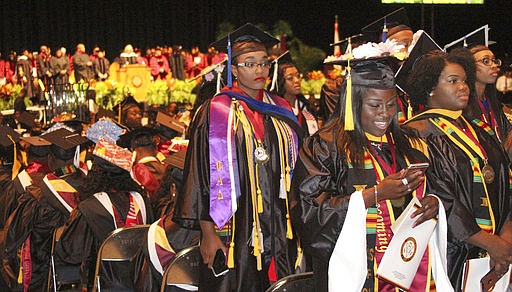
[400,237,417,262]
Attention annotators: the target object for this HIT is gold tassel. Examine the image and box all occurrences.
[294,245,303,270]
[257,188,263,214]
[344,60,354,131]
[227,241,235,269]
[253,227,263,271]
[286,213,293,239]
[8,135,20,180]
[227,215,235,268]
[407,98,413,120]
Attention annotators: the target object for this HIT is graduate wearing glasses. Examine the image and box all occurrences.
[173,23,304,291]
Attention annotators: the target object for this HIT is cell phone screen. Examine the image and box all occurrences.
[211,249,229,277]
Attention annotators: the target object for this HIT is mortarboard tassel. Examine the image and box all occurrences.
[344,60,354,131]
[463,37,468,48]
[227,34,233,88]
[382,17,388,43]
[8,135,20,180]
[407,99,413,120]
[227,215,235,268]
[270,60,279,92]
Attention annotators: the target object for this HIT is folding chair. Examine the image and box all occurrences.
[47,225,81,292]
[160,245,201,292]
[93,225,150,292]
[265,272,315,292]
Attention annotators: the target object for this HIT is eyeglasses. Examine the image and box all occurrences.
[476,57,502,67]
[236,62,272,69]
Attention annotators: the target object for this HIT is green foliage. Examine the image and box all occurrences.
[171,80,197,105]
[216,21,235,40]
[288,38,326,74]
[146,79,171,106]
[92,81,129,110]
[272,20,293,38]
[301,78,325,95]
[0,84,23,111]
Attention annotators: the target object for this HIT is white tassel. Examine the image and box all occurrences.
[73,145,80,169]
[216,71,221,94]
[279,175,287,199]
[270,62,279,92]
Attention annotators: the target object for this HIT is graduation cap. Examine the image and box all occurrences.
[17,111,38,130]
[96,108,117,120]
[395,30,441,95]
[0,125,21,148]
[43,122,75,135]
[209,23,279,88]
[269,50,293,92]
[156,111,186,134]
[92,139,133,172]
[164,149,186,170]
[42,128,90,151]
[85,118,126,144]
[112,93,143,123]
[20,135,51,147]
[443,24,493,51]
[116,126,161,150]
[361,7,411,43]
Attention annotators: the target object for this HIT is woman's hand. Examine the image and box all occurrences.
[487,234,512,270]
[199,220,227,268]
[377,169,424,202]
[411,195,439,227]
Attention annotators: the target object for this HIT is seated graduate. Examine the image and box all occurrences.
[402,48,512,290]
[134,150,200,292]
[118,126,170,217]
[113,93,144,131]
[289,45,449,291]
[2,128,89,290]
[56,119,153,291]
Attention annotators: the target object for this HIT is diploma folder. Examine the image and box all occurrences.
[376,197,437,290]
[461,257,511,292]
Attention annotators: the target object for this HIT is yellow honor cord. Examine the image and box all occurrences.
[344,60,354,131]
[431,117,496,233]
[8,135,21,180]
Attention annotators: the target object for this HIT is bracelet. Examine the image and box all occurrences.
[374,184,379,207]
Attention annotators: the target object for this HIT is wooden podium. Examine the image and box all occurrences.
[115,64,151,102]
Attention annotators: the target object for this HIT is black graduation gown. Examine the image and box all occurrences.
[289,121,427,292]
[403,111,511,290]
[56,191,153,291]
[2,170,84,291]
[173,90,301,292]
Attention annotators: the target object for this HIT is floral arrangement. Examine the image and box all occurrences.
[146,79,171,106]
[301,70,325,95]
[0,83,24,111]
[171,80,197,105]
[323,39,406,64]
[92,81,132,110]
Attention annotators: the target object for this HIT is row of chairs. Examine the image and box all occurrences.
[48,225,314,292]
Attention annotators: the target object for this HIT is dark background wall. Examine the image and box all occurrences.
[1,0,511,63]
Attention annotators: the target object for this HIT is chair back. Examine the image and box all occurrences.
[93,225,150,292]
[265,272,315,292]
[160,245,201,292]
[47,225,81,292]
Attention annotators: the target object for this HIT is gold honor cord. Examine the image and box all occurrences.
[430,117,496,234]
[233,102,263,270]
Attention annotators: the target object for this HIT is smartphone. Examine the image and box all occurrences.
[211,249,229,277]
[401,162,429,178]
[480,267,502,292]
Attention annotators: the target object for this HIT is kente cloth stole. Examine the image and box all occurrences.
[147,215,176,275]
[347,137,430,291]
[430,116,497,234]
[93,191,146,229]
